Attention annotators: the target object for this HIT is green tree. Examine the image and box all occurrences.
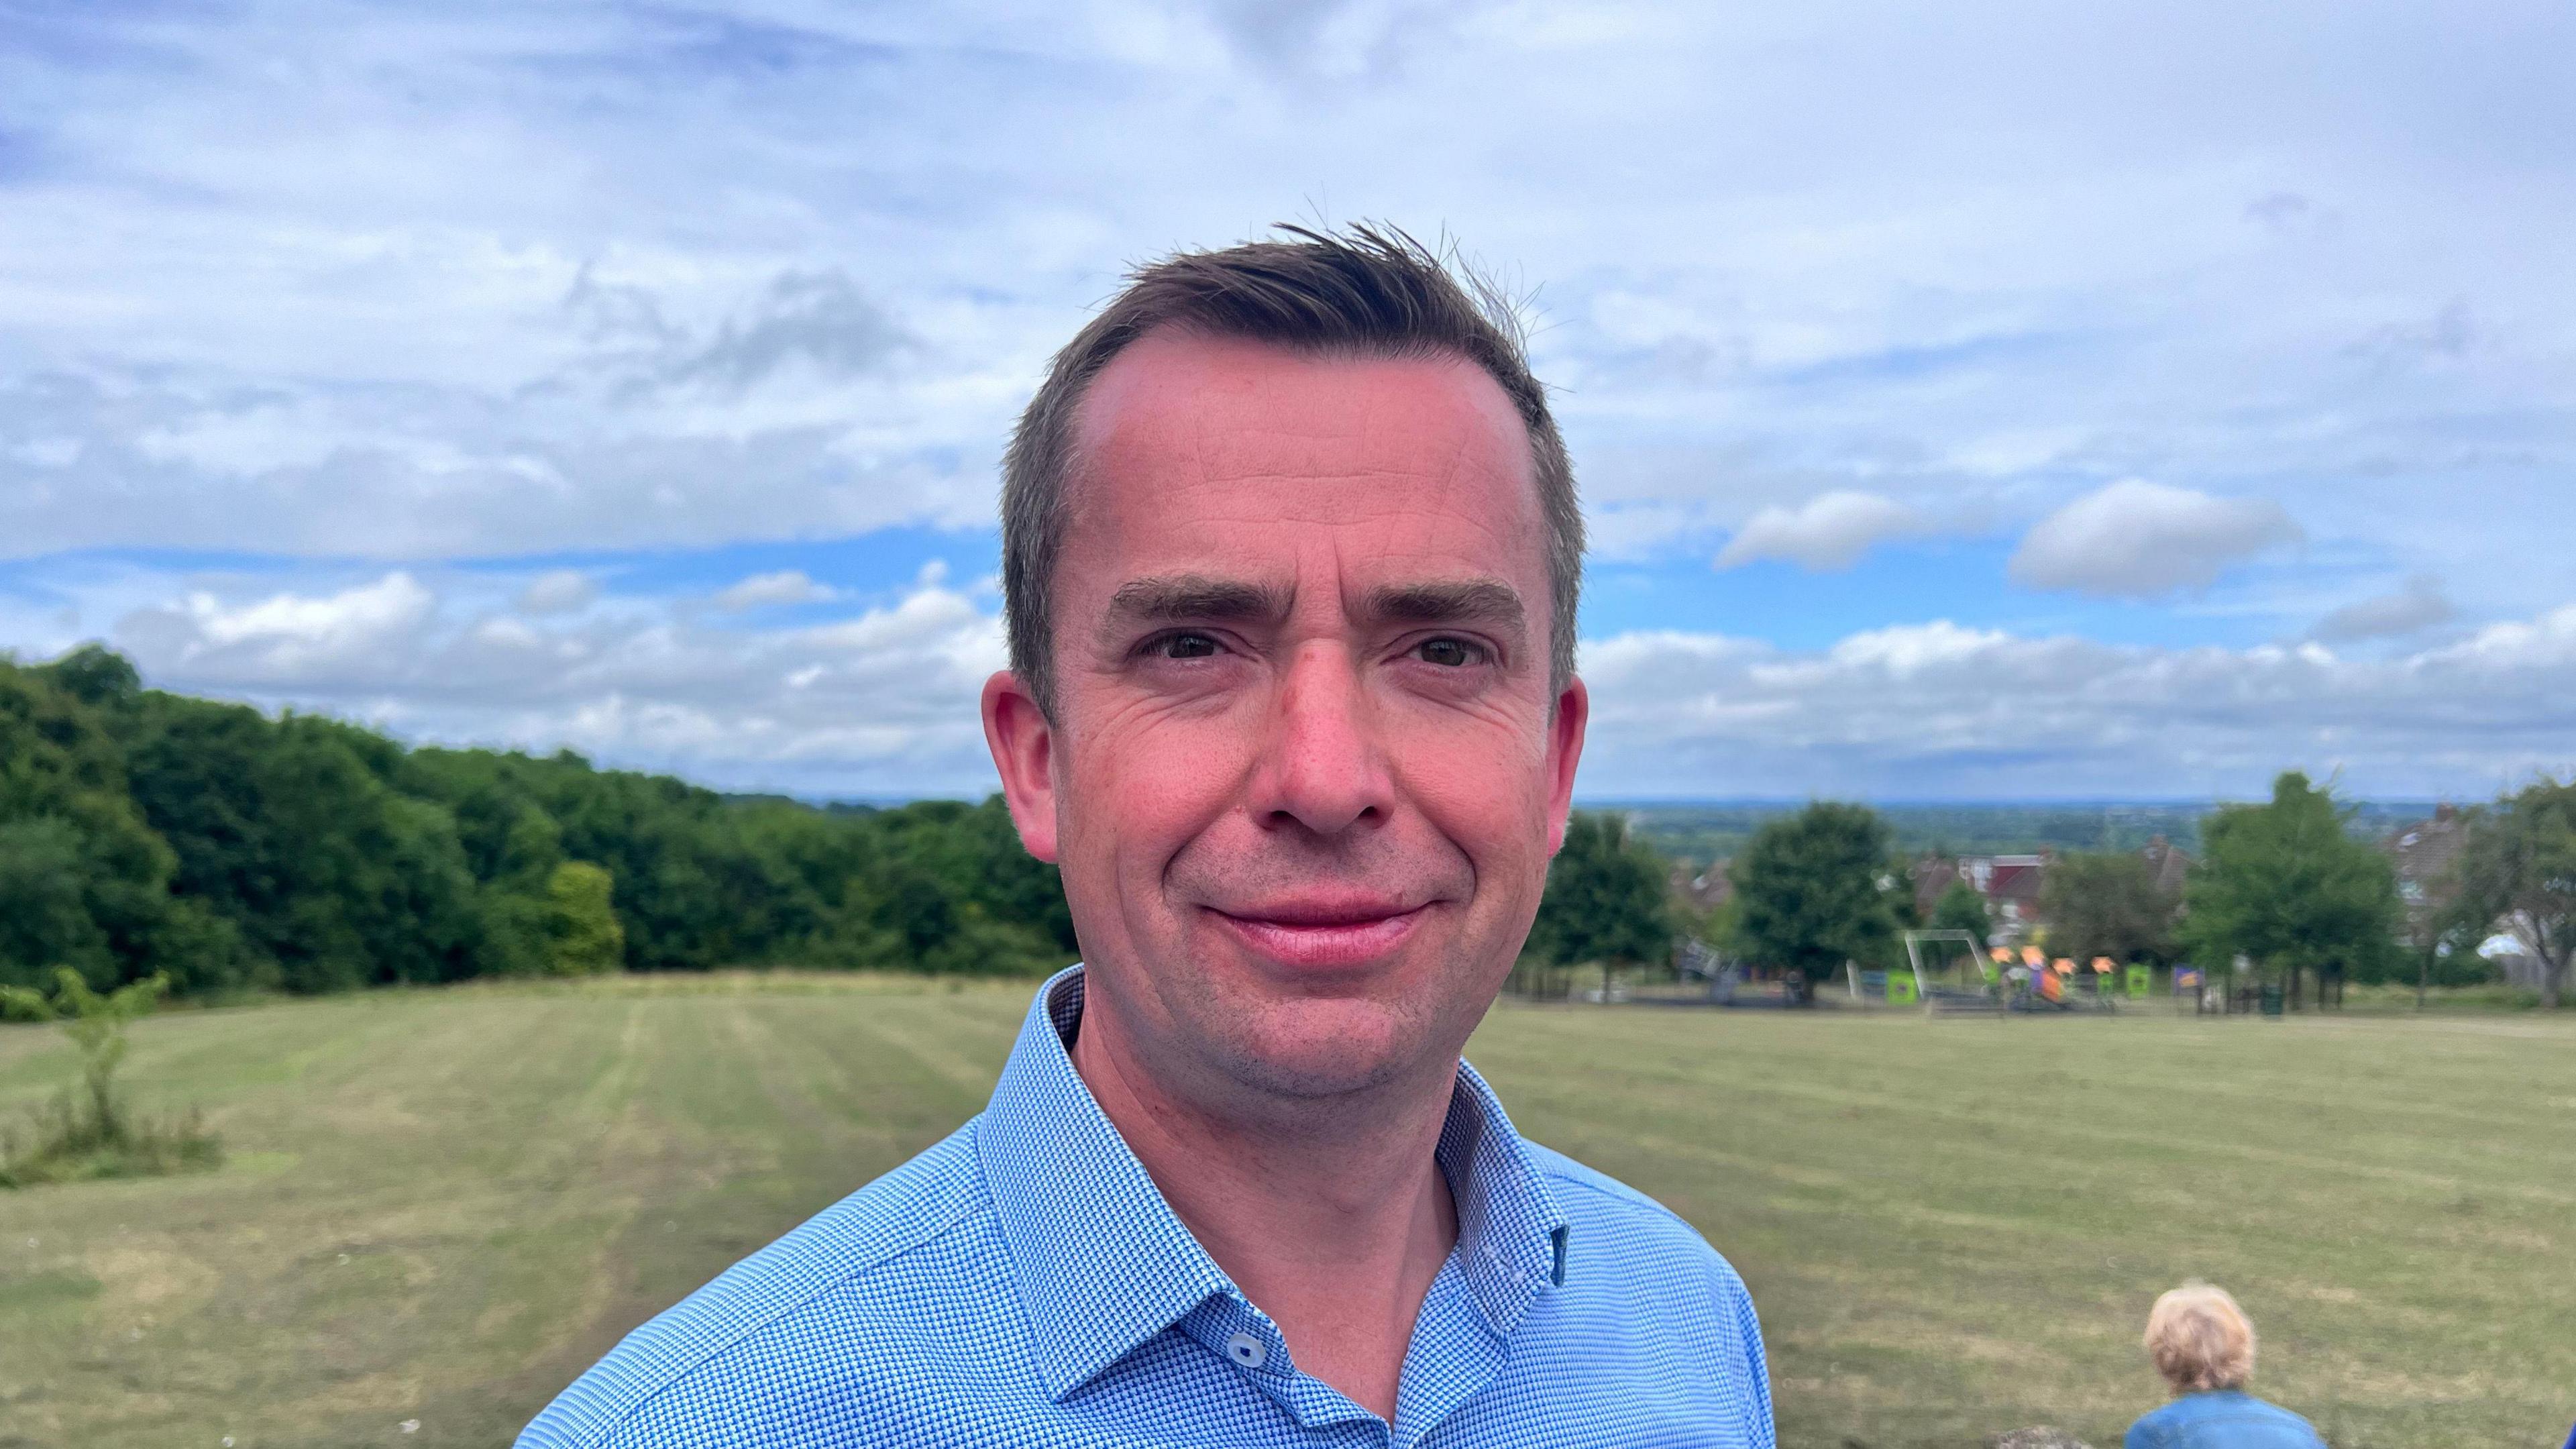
[0,657,184,991]
[1928,879,1993,944]
[2039,852,2178,964]
[1527,812,1671,989]
[0,967,219,1185]
[1674,894,1741,957]
[1730,802,1896,1004]
[2447,779,2576,1008]
[0,968,168,1139]
[36,643,143,710]
[3,649,1087,996]
[544,862,626,975]
[122,701,486,991]
[2178,772,2402,1008]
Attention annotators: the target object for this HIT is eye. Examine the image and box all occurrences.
[1154,631,1223,659]
[1413,637,1487,667]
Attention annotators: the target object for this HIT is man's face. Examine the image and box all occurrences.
[984,329,1585,1103]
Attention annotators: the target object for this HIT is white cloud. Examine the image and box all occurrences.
[0,0,2565,584]
[2310,574,2455,643]
[1577,606,2576,799]
[714,570,837,612]
[87,567,1007,794]
[2008,481,2302,598]
[22,553,2576,800]
[1713,491,1926,571]
[3,0,2575,799]
[1823,620,2014,676]
[517,569,596,614]
[113,572,439,681]
[193,572,432,647]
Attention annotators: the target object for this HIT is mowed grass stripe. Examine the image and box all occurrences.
[1467,1002,2575,1448]
[3,982,2569,1449]
[1481,1012,2563,1225]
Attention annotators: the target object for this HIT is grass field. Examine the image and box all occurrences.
[2,977,2569,1449]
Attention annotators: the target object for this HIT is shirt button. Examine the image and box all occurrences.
[1224,1332,1267,1370]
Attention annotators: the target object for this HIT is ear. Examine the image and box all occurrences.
[982,669,1060,863]
[1543,675,1589,857]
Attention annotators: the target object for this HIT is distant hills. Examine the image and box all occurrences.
[1609,799,2445,866]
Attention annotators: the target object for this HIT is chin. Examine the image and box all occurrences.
[1203,996,1434,1101]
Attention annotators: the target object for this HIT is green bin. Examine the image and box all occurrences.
[2258,982,2285,1017]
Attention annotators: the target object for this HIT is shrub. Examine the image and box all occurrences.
[545,861,625,975]
[0,968,221,1188]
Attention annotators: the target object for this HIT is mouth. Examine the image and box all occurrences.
[1204,898,1434,971]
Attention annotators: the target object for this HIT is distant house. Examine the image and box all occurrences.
[2381,803,2467,945]
[1671,860,1734,912]
[2141,835,2192,899]
[2383,804,2553,987]
[2476,932,2550,989]
[1909,839,2190,947]
[1909,850,2052,943]
[1909,855,1963,920]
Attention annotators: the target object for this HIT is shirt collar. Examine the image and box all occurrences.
[975,965,1570,1402]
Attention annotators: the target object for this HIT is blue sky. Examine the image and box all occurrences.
[3,1,2573,801]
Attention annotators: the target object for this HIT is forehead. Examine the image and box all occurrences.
[1062,330,1544,589]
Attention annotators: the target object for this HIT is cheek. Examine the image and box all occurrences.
[1061,713,1250,877]
[1394,731,1551,877]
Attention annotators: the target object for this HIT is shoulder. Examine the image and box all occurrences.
[2127,1392,2325,1448]
[517,1122,992,1449]
[2244,1395,2329,1444]
[1523,1140,1754,1303]
[1522,1140,1773,1439]
[2123,1397,2182,1448]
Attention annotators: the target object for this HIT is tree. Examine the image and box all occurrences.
[0,657,184,991]
[1730,802,1896,1004]
[544,862,627,975]
[2448,778,2576,1008]
[0,968,168,1140]
[1929,879,1993,944]
[122,702,486,991]
[0,967,219,1185]
[0,648,1089,996]
[1527,812,1671,989]
[2040,852,2178,964]
[2178,772,2402,1008]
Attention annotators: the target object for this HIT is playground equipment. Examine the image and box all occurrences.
[1873,930,2001,1012]
[1678,938,1799,1008]
[1825,930,2169,1016]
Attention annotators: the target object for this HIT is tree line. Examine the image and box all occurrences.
[1527,772,2576,1009]
[1,647,1077,996]
[13,644,2571,1010]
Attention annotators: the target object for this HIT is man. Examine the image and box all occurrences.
[521,226,1774,1448]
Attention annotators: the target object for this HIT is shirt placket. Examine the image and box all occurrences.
[1175,1293,1389,1440]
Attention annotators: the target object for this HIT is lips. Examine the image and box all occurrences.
[1205,898,1433,970]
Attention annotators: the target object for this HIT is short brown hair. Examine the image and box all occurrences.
[2145,1283,2257,1393]
[1000,223,1582,716]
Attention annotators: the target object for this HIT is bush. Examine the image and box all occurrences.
[0,968,221,1188]
[0,1091,221,1188]
[545,861,625,975]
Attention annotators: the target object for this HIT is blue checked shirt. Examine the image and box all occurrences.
[521,967,1775,1448]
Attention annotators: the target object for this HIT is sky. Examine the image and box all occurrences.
[3,0,2573,802]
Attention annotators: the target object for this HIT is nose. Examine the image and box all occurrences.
[1247,641,1394,839]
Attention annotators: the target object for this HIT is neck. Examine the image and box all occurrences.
[1070,992,1460,1423]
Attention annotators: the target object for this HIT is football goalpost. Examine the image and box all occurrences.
[1899,928,1996,1012]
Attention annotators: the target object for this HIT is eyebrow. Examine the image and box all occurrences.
[1103,574,1294,629]
[1096,572,1529,655]
[1363,578,1528,651]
